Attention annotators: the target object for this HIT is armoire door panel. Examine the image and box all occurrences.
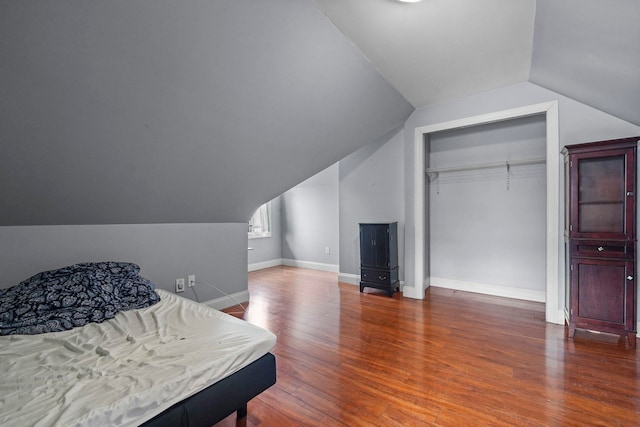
[574,261,626,324]
[568,145,635,240]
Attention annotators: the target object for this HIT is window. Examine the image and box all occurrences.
[248,202,271,239]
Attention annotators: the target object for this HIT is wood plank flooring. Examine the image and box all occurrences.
[218,266,640,426]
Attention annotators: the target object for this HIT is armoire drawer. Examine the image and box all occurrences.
[361,268,397,285]
[570,240,634,259]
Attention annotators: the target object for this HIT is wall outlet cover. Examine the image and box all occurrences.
[176,278,185,293]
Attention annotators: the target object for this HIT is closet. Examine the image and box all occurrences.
[427,115,546,298]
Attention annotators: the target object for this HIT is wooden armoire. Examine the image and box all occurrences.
[562,136,639,348]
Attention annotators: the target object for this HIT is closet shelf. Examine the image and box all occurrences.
[426,157,545,181]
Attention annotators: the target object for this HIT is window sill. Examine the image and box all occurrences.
[248,233,272,240]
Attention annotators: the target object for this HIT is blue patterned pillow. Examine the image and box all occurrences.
[0,262,159,335]
[43,261,141,281]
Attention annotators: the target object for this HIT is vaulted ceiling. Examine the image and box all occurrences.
[314,0,640,126]
[314,0,535,109]
[1,0,638,226]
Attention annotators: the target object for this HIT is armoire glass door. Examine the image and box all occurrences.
[570,147,635,240]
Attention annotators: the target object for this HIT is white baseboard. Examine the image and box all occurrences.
[282,259,339,273]
[249,258,339,273]
[430,277,546,303]
[203,290,250,310]
[248,258,283,272]
[338,273,359,285]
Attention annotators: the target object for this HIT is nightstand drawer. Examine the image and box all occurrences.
[361,268,397,285]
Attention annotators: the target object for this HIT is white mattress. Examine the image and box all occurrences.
[0,289,276,427]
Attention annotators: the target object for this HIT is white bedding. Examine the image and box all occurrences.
[0,289,276,427]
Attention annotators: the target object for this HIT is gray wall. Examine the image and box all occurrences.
[0,0,413,306]
[0,223,248,303]
[428,115,546,292]
[339,128,405,280]
[247,165,340,270]
[281,163,339,267]
[403,82,640,312]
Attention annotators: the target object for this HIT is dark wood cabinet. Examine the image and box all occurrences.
[359,223,398,297]
[563,137,638,348]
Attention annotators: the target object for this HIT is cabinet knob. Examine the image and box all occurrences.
[597,246,604,252]
[627,276,634,281]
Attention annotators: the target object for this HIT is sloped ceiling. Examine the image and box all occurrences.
[530,0,640,126]
[314,0,640,126]
[0,0,413,226]
[313,0,536,108]
[2,0,637,227]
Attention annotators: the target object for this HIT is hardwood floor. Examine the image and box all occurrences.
[218,266,639,426]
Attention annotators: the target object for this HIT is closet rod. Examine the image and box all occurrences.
[426,157,545,181]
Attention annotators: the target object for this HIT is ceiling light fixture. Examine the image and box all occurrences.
[396,0,422,3]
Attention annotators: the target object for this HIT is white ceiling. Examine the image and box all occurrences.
[313,0,640,126]
[313,0,536,107]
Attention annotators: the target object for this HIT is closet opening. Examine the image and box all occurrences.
[411,102,562,324]
[426,115,547,303]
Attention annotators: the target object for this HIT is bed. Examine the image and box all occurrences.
[0,262,277,427]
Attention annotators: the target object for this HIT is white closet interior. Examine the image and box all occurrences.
[427,114,547,301]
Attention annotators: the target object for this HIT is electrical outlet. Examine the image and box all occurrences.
[325,246,330,255]
[175,278,185,293]
[188,275,196,287]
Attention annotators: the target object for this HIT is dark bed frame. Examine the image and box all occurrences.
[140,352,276,427]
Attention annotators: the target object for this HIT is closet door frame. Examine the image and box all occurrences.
[410,101,561,325]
